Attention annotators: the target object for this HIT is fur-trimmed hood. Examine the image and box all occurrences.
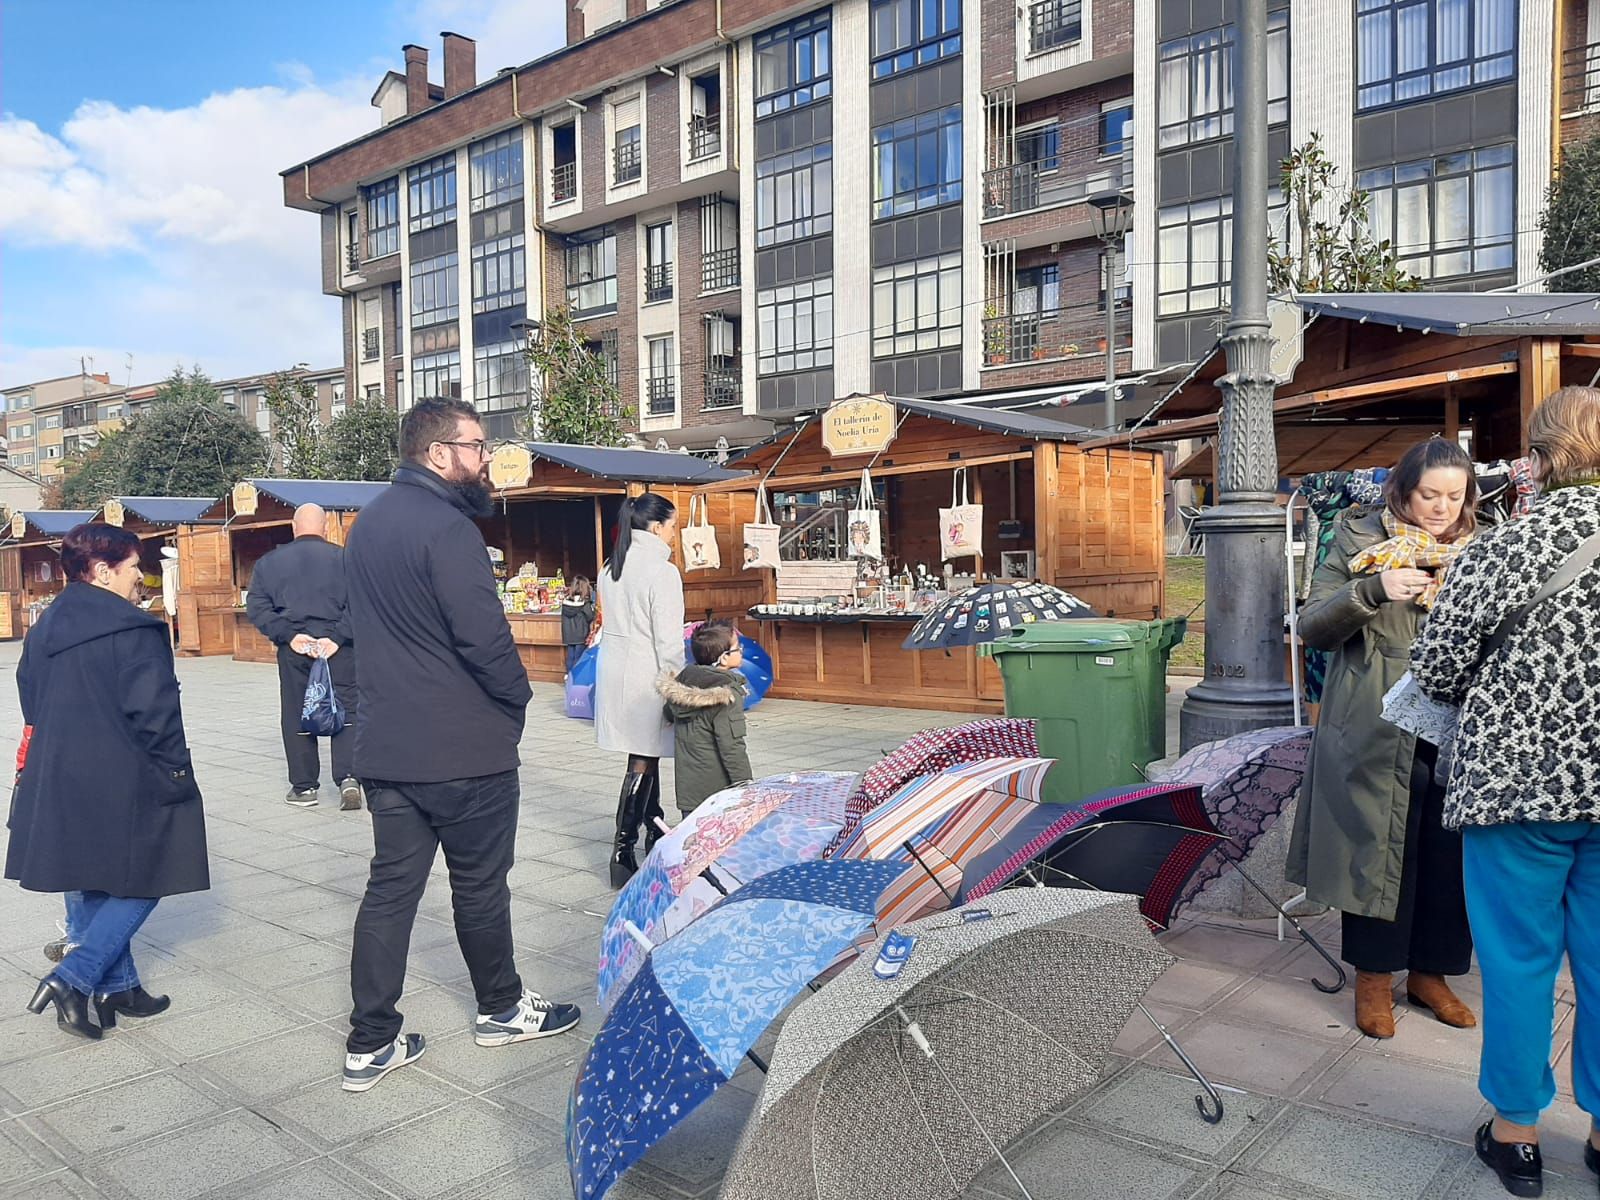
[658,665,747,714]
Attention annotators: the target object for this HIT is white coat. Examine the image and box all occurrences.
[596,529,686,757]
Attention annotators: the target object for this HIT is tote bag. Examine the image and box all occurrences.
[680,494,722,572]
[939,469,984,562]
[300,655,346,737]
[846,469,883,559]
[742,486,781,571]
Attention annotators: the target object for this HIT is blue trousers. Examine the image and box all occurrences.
[1463,822,1600,1126]
[54,891,157,996]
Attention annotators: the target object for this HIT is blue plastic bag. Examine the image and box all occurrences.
[300,655,345,736]
[561,635,772,720]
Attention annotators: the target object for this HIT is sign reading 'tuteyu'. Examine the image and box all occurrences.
[821,394,897,457]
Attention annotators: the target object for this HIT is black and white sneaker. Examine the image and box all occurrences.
[342,1033,425,1092]
[473,989,580,1046]
[338,778,363,811]
[285,787,320,808]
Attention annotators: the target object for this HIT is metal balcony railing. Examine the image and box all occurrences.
[346,240,361,272]
[703,364,741,409]
[614,139,642,184]
[689,113,722,160]
[982,303,1132,367]
[1562,42,1600,114]
[647,375,677,415]
[551,161,577,202]
[362,328,381,361]
[645,262,674,303]
[1029,0,1083,54]
[702,246,739,292]
[983,143,1133,220]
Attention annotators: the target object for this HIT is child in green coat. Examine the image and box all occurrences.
[657,621,752,814]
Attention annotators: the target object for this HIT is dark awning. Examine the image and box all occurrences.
[882,396,1097,441]
[1296,291,1600,336]
[113,497,217,525]
[246,479,389,511]
[11,511,97,540]
[524,443,750,485]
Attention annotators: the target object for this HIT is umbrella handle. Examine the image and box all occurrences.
[1137,1002,1225,1125]
[1229,864,1347,995]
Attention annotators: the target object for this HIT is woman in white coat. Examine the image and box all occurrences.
[597,492,684,886]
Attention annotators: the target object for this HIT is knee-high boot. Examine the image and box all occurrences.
[640,770,666,856]
[610,772,649,888]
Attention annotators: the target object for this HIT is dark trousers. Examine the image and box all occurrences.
[276,644,359,790]
[347,769,524,1053]
[1342,743,1474,976]
[564,643,585,674]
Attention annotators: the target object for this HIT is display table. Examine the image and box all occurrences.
[232,610,276,664]
[507,612,567,683]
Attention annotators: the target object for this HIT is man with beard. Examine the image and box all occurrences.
[339,398,579,1093]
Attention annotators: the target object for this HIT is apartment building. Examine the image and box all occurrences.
[283,0,1581,442]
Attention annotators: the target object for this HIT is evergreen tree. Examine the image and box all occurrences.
[326,395,401,481]
[261,369,329,478]
[1539,135,1600,292]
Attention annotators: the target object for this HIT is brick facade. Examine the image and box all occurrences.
[646,73,681,193]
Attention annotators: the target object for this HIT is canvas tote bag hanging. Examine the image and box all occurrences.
[939,468,984,562]
[680,494,722,572]
[846,469,883,559]
[742,486,781,570]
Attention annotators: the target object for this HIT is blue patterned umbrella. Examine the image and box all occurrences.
[567,859,911,1200]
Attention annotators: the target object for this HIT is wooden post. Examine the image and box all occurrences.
[1033,442,1060,585]
[969,466,984,580]
[1444,390,1460,443]
[593,497,605,572]
[1519,337,1561,454]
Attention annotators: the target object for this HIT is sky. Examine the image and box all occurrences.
[0,0,571,394]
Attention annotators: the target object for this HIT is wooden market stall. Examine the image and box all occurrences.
[96,497,221,647]
[194,479,388,662]
[701,394,1168,714]
[484,442,755,683]
[0,510,97,640]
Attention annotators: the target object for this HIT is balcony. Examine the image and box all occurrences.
[645,262,674,304]
[346,240,361,273]
[1562,41,1600,116]
[552,161,577,203]
[1029,0,1082,55]
[689,113,722,160]
[982,302,1132,368]
[704,364,741,410]
[362,328,380,361]
[702,246,739,293]
[647,375,677,416]
[984,144,1132,223]
[613,138,642,185]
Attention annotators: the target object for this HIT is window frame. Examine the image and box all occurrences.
[365,177,401,259]
[754,10,833,119]
[411,349,462,402]
[470,230,527,316]
[870,0,961,79]
[756,276,835,375]
[1099,100,1134,160]
[1357,143,1516,281]
[473,339,530,412]
[871,103,964,221]
[871,253,963,359]
[1157,10,1289,150]
[565,227,619,316]
[644,221,675,303]
[407,153,458,233]
[468,131,524,213]
[1014,121,1061,172]
[646,335,677,415]
[755,142,834,247]
[409,249,461,328]
[1355,0,1517,112]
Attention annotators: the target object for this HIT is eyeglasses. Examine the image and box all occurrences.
[435,439,492,458]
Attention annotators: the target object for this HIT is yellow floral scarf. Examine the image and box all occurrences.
[1347,511,1471,609]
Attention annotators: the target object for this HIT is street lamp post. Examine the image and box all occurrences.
[1088,190,1135,433]
[1177,0,1297,750]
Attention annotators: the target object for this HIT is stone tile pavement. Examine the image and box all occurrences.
[0,648,1591,1200]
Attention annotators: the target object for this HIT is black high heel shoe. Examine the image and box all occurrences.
[93,987,171,1029]
[26,973,101,1041]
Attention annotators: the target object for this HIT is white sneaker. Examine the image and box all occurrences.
[342,1032,425,1092]
[473,989,581,1046]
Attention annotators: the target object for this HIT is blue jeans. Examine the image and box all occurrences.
[54,891,158,996]
[1463,821,1600,1126]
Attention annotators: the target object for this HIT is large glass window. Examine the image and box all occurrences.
[613,96,642,185]
[755,11,832,118]
[871,0,961,78]
[366,177,400,258]
[469,131,524,213]
[645,222,675,303]
[1356,0,1515,110]
[755,143,834,247]
[872,104,963,220]
[411,350,461,401]
[872,253,961,358]
[1157,195,1285,315]
[473,341,528,412]
[407,153,457,232]
[1158,10,1289,149]
[565,227,618,315]
[470,231,526,315]
[410,250,460,327]
[1359,144,1514,280]
[1016,124,1060,170]
[646,336,676,415]
[757,277,835,374]
[1100,101,1133,158]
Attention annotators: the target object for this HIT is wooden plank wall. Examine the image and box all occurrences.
[657,485,769,621]
[1048,445,1166,619]
[177,526,239,656]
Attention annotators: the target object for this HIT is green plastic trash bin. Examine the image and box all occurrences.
[980,617,1186,805]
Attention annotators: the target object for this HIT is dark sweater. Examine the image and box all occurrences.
[245,534,352,645]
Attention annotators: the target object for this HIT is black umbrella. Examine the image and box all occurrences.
[901,582,1098,651]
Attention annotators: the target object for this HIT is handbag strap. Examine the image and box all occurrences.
[1478,530,1600,665]
[858,469,873,515]
[951,468,966,507]
[756,485,772,524]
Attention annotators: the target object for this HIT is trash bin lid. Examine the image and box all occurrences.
[982,620,1142,654]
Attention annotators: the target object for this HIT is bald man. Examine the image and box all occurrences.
[246,503,362,810]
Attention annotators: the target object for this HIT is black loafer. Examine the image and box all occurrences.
[1475,1121,1543,1198]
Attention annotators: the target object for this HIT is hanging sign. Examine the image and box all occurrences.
[231,482,259,517]
[102,499,126,527]
[10,512,26,539]
[821,394,897,458]
[489,443,533,491]
[1268,299,1304,383]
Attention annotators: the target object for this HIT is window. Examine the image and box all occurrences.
[412,350,462,401]
[474,340,529,412]
[1099,240,1132,310]
[871,253,961,358]
[98,404,123,422]
[756,143,833,247]
[366,179,400,257]
[872,105,962,219]
[1157,194,1286,315]
[551,123,578,202]
[1014,265,1061,316]
[345,209,360,270]
[41,415,60,430]
[613,96,642,184]
[471,207,526,315]
[255,401,272,433]
[565,227,618,315]
[13,452,33,467]
[407,153,457,232]
[871,0,961,78]
[43,445,62,460]
[689,71,723,159]
[646,336,676,415]
[1158,10,1289,149]
[701,196,740,291]
[410,250,460,327]
[755,11,832,119]
[1100,101,1133,158]
[704,314,741,408]
[1356,0,1515,110]
[12,393,30,410]
[1016,124,1060,171]
[584,331,622,389]
[365,384,383,401]
[469,131,524,213]
[10,423,31,440]
[1359,144,1515,280]
[361,296,382,361]
[757,277,834,374]
[645,222,675,303]
[1029,0,1083,54]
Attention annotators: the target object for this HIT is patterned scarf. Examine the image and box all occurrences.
[1347,511,1471,609]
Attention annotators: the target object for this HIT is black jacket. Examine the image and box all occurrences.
[345,464,532,782]
[245,534,352,645]
[560,596,596,646]
[6,583,208,898]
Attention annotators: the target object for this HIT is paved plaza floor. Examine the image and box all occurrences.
[0,646,1592,1200]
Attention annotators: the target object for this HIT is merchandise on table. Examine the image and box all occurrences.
[492,553,573,615]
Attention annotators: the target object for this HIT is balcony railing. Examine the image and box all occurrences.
[614,138,642,184]
[551,161,577,203]
[982,303,1132,367]
[647,375,677,415]
[362,328,381,361]
[645,262,674,303]
[346,240,361,272]
[1562,42,1600,114]
[704,364,741,409]
[1029,0,1083,54]
[689,113,722,160]
[702,246,739,292]
[983,143,1133,220]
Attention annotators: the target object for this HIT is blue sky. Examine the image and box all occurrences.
[0,0,568,392]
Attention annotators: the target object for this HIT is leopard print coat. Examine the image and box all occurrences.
[1410,484,1600,829]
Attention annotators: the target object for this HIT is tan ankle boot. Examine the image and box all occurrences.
[1355,970,1396,1038]
[1406,972,1477,1028]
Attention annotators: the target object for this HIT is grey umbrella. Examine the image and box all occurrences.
[719,889,1173,1200]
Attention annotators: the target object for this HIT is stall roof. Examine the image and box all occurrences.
[244,479,388,511]
[1295,291,1600,336]
[113,497,216,525]
[9,511,97,541]
[523,443,749,485]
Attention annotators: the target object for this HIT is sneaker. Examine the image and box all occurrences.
[338,778,363,811]
[285,787,320,808]
[43,939,75,963]
[342,1032,425,1093]
[473,989,581,1046]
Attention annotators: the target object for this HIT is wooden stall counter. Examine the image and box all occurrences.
[507,612,567,684]
[232,610,277,664]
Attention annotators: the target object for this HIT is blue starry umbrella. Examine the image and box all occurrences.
[566,859,913,1200]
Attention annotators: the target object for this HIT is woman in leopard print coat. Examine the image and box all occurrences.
[1410,386,1600,1195]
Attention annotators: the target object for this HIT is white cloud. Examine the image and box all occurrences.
[398,0,568,71]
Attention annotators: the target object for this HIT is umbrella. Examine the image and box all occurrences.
[901,582,1097,652]
[719,889,1172,1200]
[568,858,912,1200]
[597,770,858,1012]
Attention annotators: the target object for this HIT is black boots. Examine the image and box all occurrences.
[640,772,666,856]
[610,772,650,888]
[94,987,171,1029]
[27,973,101,1041]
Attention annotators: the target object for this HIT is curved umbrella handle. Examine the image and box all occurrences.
[1137,1003,1225,1125]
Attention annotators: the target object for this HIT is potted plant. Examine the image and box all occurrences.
[983,304,1008,364]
